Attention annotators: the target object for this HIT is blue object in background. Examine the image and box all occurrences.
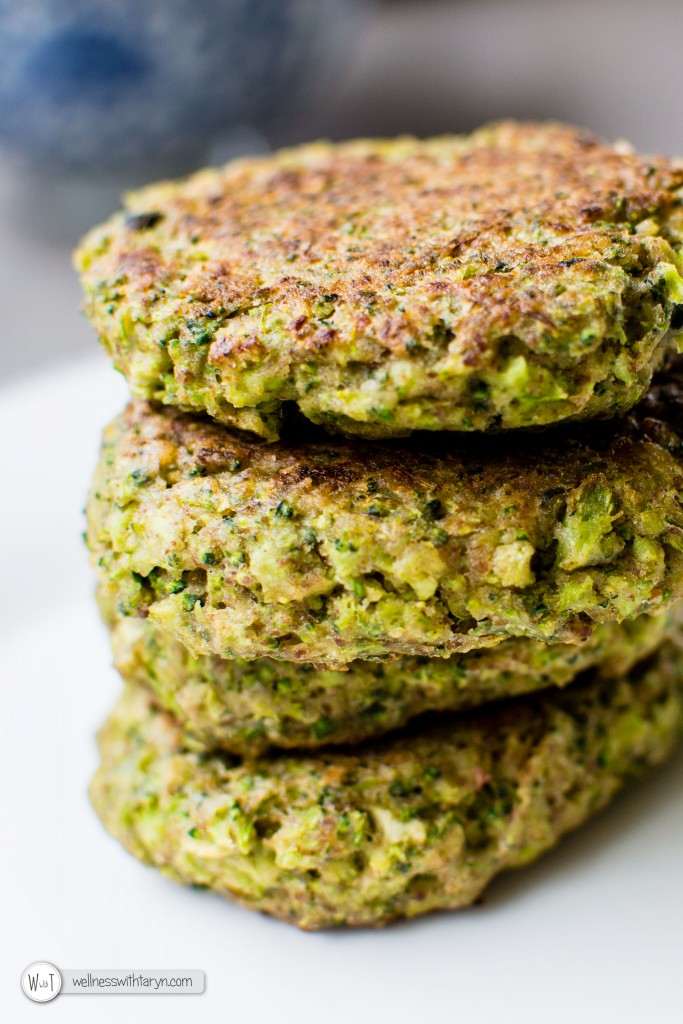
[23,28,150,105]
[0,0,370,175]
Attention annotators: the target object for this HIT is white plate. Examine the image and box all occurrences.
[3,355,683,1024]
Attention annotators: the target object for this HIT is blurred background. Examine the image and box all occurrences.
[2,0,682,381]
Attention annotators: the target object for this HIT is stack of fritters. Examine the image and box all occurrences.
[78,122,683,929]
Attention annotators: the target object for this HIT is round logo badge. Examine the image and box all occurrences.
[21,962,62,1002]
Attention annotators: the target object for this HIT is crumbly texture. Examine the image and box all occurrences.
[86,375,683,666]
[90,643,683,930]
[75,122,683,441]
[109,606,679,754]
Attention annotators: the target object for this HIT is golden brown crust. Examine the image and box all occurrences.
[76,122,683,438]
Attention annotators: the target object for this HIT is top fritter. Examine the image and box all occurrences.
[76,122,683,440]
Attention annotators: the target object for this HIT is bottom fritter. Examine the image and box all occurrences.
[90,644,683,930]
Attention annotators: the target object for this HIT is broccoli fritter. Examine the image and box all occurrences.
[90,642,683,929]
[109,607,678,754]
[75,122,683,440]
[87,372,683,666]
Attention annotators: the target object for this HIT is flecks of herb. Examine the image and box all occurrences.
[125,211,163,231]
[424,498,443,521]
[275,500,293,519]
[389,781,409,799]
[311,718,334,740]
[557,257,585,268]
